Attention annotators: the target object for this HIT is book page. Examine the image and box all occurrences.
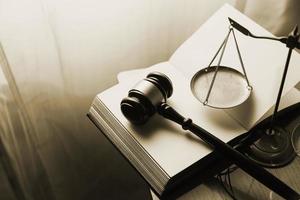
[117,68,145,83]
[98,62,246,177]
[169,4,300,130]
[258,85,300,124]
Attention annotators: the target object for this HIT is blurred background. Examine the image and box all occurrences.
[0,0,300,199]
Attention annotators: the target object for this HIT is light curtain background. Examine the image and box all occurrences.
[0,0,299,199]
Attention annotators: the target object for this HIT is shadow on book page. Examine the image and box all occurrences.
[226,85,300,131]
[224,93,256,130]
[203,97,254,131]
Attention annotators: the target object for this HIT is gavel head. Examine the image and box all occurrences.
[120,72,173,124]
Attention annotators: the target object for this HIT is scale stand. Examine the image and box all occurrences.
[191,26,252,109]
[229,18,300,168]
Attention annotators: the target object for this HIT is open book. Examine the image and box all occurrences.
[88,4,300,199]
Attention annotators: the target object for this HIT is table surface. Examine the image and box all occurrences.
[151,114,300,200]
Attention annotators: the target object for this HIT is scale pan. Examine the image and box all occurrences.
[190,66,251,109]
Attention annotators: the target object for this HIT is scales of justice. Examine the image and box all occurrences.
[190,18,300,168]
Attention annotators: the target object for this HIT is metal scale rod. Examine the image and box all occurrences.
[204,26,251,105]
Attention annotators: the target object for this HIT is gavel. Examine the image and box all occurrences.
[121,72,300,200]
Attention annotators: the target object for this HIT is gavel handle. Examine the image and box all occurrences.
[157,103,300,200]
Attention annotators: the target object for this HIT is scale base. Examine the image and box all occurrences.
[244,126,296,168]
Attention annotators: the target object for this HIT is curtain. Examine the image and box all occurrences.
[0,0,299,199]
[238,0,300,36]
